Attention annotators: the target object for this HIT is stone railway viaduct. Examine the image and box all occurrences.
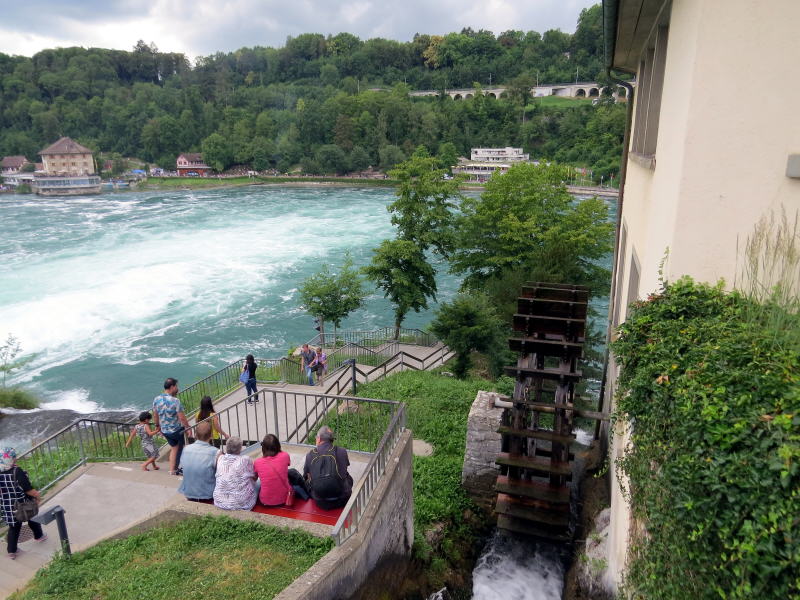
[409,81,634,101]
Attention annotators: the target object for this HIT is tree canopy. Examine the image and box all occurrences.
[362,239,438,338]
[450,162,613,290]
[298,256,366,335]
[0,7,626,182]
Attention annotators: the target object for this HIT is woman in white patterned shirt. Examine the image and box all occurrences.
[212,437,257,511]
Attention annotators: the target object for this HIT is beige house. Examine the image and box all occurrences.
[602,0,799,591]
[39,137,96,175]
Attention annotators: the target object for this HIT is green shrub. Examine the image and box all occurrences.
[357,370,513,533]
[612,277,800,600]
[0,387,38,409]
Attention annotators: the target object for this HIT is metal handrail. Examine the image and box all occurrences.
[307,327,438,349]
[331,402,407,544]
[12,417,143,497]
[11,327,444,523]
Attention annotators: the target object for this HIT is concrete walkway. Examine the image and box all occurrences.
[1,341,451,598]
[1,446,369,599]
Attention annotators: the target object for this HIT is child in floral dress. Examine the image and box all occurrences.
[125,411,161,471]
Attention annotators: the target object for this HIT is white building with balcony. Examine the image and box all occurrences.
[453,147,534,182]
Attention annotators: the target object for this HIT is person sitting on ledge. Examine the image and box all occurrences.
[254,434,309,506]
[178,422,218,502]
[303,426,353,510]
[213,436,257,511]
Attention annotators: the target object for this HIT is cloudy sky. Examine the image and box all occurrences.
[1,0,597,59]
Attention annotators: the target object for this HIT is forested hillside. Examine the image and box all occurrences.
[0,4,625,181]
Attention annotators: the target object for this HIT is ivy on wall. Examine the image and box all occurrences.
[611,277,799,600]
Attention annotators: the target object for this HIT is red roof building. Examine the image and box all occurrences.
[176,153,211,176]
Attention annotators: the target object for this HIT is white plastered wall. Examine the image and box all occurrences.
[606,0,800,590]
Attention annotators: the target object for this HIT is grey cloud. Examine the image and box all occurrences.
[2,0,597,57]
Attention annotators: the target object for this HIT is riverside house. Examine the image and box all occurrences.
[176,153,211,176]
[34,137,101,195]
[601,0,799,593]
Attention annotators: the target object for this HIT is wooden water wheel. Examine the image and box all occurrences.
[494,282,589,541]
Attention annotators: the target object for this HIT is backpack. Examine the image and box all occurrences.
[308,447,344,498]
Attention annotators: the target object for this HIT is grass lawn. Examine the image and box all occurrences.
[355,370,513,541]
[11,516,332,600]
[534,95,594,107]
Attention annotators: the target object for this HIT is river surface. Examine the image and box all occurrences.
[0,185,462,447]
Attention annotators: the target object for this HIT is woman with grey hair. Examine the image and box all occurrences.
[212,436,257,510]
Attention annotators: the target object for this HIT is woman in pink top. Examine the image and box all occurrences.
[253,434,309,506]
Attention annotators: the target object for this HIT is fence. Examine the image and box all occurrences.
[321,343,456,396]
[191,388,406,545]
[307,327,437,349]
[8,417,142,512]
[331,400,406,545]
[10,327,443,535]
[171,355,305,418]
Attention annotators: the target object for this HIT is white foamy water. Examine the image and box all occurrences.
[0,186,462,420]
[471,531,564,600]
[39,388,102,413]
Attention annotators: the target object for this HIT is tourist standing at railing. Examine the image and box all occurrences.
[254,434,309,506]
[313,347,327,386]
[300,344,316,386]
[1,447,47,560]
[152,377,192,476]
[242,354,258,403]
[213,436,257,510]
[303,426,353,510]
[178,422,218,502]
[195,396,228,449]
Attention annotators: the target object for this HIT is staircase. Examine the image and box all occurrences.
[494,282,589,541]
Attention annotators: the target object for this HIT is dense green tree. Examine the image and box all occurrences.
[298,255,366,336]
[201,132,233,172]
[450,162,614,293]
[429,293,507,378]
[348,146,371,171]
[378,144,406,170]
[315,144,348,174]
[436,141,460,171]
[363,239,437,339]
[387,147,462,257]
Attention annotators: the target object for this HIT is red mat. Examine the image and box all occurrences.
[252,498,346,526]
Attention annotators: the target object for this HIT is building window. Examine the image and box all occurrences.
[631,25,669,162]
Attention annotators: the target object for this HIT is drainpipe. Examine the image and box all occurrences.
[594,70,634,440]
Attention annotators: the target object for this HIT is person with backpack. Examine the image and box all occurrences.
[303,426,353,510]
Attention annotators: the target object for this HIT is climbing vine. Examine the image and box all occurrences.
[611,277,799,599]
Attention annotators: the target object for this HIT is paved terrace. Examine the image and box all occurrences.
[0,445,370,599]
[1,341,450,599]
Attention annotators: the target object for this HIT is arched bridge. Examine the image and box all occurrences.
[409,81,634,101]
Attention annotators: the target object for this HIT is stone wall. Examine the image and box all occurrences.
[275,428,415,600]
[461,390,504,510]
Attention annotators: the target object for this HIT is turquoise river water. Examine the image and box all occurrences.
[0,185,463,446]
